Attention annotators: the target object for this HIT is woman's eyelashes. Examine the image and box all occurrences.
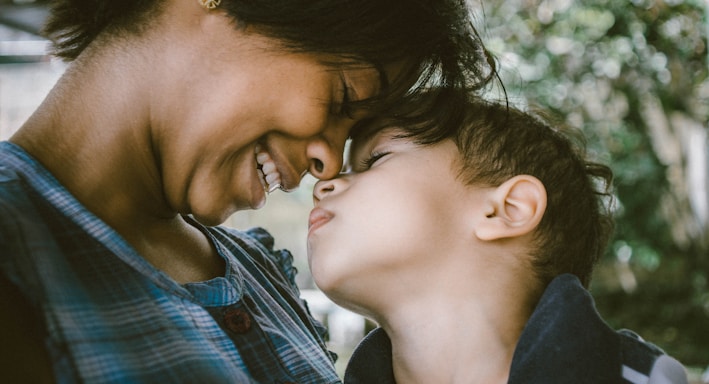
[331,87,352,118]
[334,76,354,118]
[341,86,354,118]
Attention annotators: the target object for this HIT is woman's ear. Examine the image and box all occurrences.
[475,175,547,241]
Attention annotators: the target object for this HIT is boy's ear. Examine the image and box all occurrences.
[475,175,547,241]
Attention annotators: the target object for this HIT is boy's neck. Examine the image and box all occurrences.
[378,267,539,384]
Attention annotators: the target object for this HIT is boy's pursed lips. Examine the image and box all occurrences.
[308,207,334,236]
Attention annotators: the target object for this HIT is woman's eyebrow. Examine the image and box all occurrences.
[344,63,388,113]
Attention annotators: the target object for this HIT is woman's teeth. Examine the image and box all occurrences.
[255,146,282,193]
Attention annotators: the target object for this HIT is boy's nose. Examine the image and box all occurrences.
[313,175,349,204]
[312,179,335,204]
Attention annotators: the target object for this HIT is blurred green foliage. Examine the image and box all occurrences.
[477,0,708,365]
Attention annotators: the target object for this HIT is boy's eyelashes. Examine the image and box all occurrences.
[353,151,389,172]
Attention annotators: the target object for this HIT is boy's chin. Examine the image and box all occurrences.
[314,280,372,316]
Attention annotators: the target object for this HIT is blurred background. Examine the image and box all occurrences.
[1,0,707,380]
[474,0,709,377]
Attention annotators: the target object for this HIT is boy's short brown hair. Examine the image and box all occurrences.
[353,93,615,287]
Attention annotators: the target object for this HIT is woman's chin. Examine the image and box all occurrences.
[190,212,229,227]
[251,192,267,210]
[189,203,238,227]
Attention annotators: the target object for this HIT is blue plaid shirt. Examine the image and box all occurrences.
[0,141,340,383]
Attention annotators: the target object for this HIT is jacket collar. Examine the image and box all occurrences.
[508,274,621,383]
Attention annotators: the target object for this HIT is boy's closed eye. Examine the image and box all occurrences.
[354,151,390,172]
[347,128,404,173]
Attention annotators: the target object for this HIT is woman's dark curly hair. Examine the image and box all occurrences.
[42,0,499,133]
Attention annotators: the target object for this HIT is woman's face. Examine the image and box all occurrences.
[153,11,383,225]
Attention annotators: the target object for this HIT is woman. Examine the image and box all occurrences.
[0,0,494,382]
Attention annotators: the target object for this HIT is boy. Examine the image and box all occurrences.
[306,94,688,383]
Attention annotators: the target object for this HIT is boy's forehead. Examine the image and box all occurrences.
[348,126,398,161]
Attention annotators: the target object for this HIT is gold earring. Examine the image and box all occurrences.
[199,0,221,10]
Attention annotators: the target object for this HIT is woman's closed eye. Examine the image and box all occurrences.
[334,75,355,118]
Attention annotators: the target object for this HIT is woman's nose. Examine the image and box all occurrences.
[307,144,343,180]
[307,123,350,180]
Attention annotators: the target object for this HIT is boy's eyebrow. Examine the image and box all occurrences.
[348,126,404,166]
[349,115,396,148]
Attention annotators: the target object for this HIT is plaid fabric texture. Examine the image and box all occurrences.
[0,141,340,383]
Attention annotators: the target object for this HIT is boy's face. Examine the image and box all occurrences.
[307,128,489,313]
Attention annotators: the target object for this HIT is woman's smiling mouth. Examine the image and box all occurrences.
[255,144,282,193]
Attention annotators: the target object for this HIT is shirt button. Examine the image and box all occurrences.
[224,308,251,334]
